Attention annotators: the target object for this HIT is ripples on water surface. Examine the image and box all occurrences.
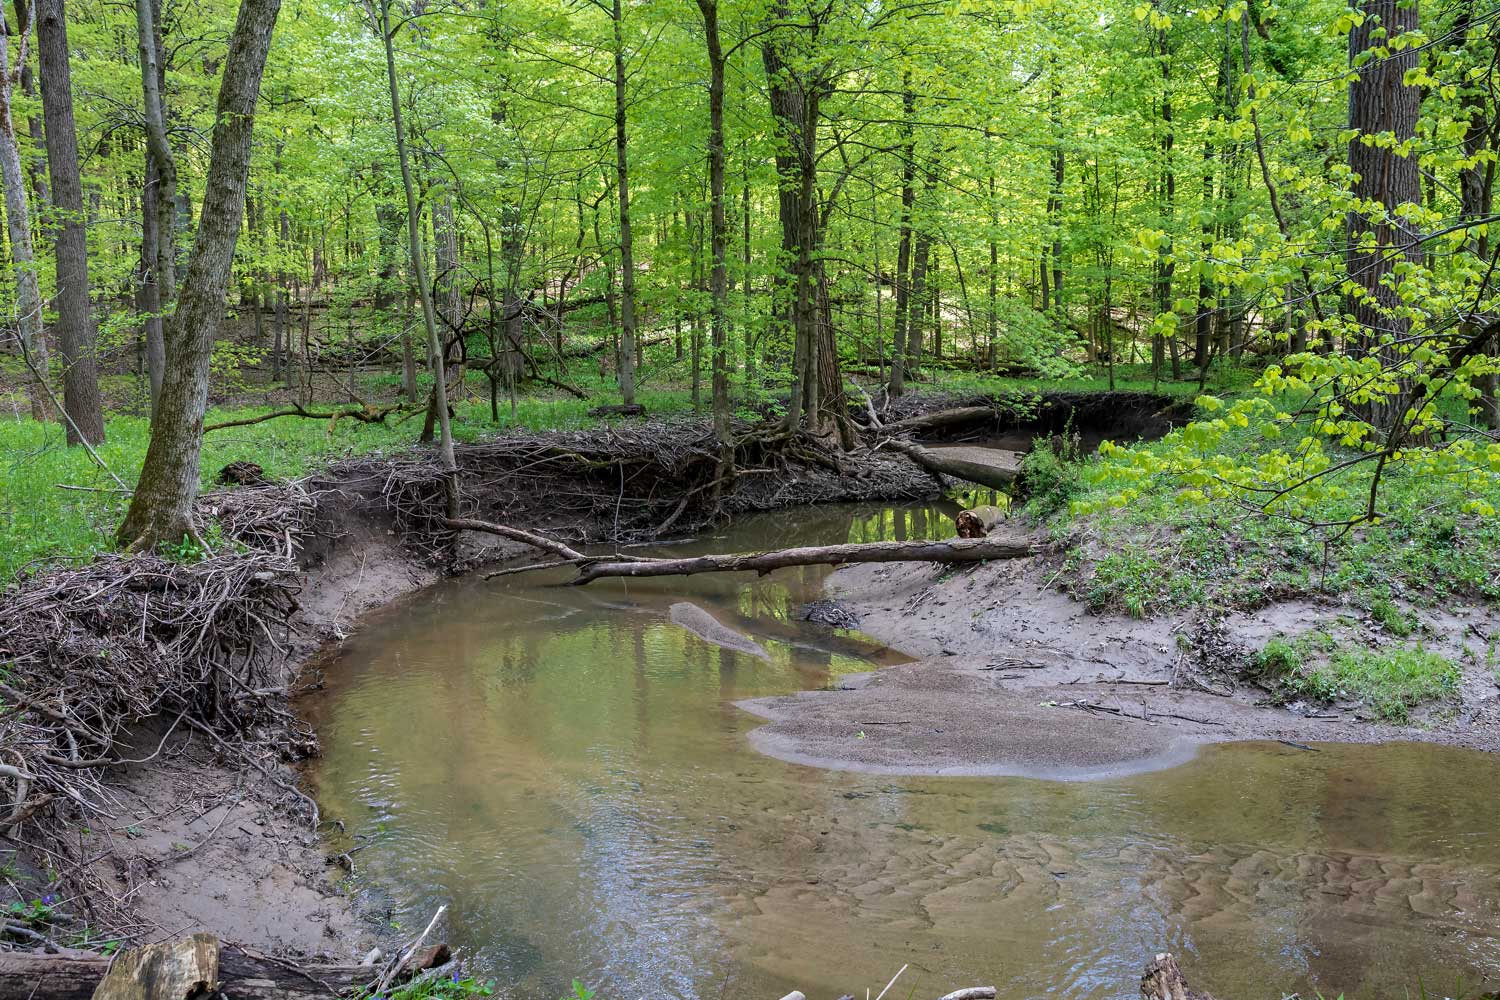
[301,502,1500,999]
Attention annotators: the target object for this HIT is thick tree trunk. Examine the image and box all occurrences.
[36,0,105,445]
[1454,0,1499,429]
[116,0,283,548]
[1344,0,1422,436]
[0,3,50,420]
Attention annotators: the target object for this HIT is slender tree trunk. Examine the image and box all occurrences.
[37,0,104,444]
[12,0,46,208]
[890,81,915,396]
[699,0,730,445]
[136,0,173,414]
[379,0,456,511]
[0,1,48,420]
[117,0,283,548]
[907,230,931,377]
[611,0,637,404]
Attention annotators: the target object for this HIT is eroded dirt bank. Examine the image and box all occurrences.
[740,526,1500,777]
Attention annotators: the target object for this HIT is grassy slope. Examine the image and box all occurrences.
[1019,401,1500,722]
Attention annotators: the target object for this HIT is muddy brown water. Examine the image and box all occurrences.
[302,503,1500,1000]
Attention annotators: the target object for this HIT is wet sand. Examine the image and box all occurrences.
[737,532,1500,777]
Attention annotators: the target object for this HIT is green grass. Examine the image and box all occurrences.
[1051,413,1500,616]
[1252,635,1460,723]
[0,383,698,583]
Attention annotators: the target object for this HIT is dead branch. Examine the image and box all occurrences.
[571,537,1034,585]
[204,402,414,433]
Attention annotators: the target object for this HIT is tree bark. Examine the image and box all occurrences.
[610,0,638,405]
[1344,0,1422,435]
[376,0,458,515]
[883,438,1021,490]
[36,0,104,444]
[698,2,730,446]
[0,945,373,1000]
[0,1,49,420]
[890,80,916,396]
[571,536,1034,585]
[116,0,283,548]
[136,0,174,415]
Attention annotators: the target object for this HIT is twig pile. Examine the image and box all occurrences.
[333,417,939,562]
[0,481,319,925]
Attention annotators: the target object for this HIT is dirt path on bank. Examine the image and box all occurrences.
[739,530,1500,778]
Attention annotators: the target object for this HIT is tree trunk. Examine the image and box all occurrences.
[698,4,730,445]
[136,0,173,414]
[890,80,915,396]
[611,0,637,405]
[12,0,47,208]
[116,0,283,548]
[1345,0,1422,435]
[378,0,457,513]
[36,0,105,444]
[1454,0,1498,429]
[0,2,49,420]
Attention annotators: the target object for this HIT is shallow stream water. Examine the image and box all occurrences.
[302,503,1500,1000]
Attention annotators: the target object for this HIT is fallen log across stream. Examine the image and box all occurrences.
[447,518,1036,585]
[881,439,1021,490]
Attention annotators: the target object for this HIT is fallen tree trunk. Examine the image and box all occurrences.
[571,537,1034,584]
[0,946,370,1000]
[884,439,1021,490]
[876,406,998,435]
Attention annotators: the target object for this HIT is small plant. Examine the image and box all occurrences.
[560,981,596,1000]
[6,895,57,927]
[1368,591,1417,637]
[357,970,496,999]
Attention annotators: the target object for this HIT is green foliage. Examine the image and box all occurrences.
[355,972,495,1000]
[1253,635,1459,722]
[1015,435,1083,520]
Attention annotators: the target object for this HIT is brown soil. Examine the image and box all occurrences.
[739,526,1500,777]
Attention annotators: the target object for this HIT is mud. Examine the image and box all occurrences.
[740,531,1500,777]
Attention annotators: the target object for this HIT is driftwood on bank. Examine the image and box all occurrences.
[953,505,1008,538]
[89,934,218,1000]
[0,945,372,1000]
[884,439,1021,490]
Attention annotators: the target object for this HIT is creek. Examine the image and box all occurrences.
[301,502,1500,1000]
